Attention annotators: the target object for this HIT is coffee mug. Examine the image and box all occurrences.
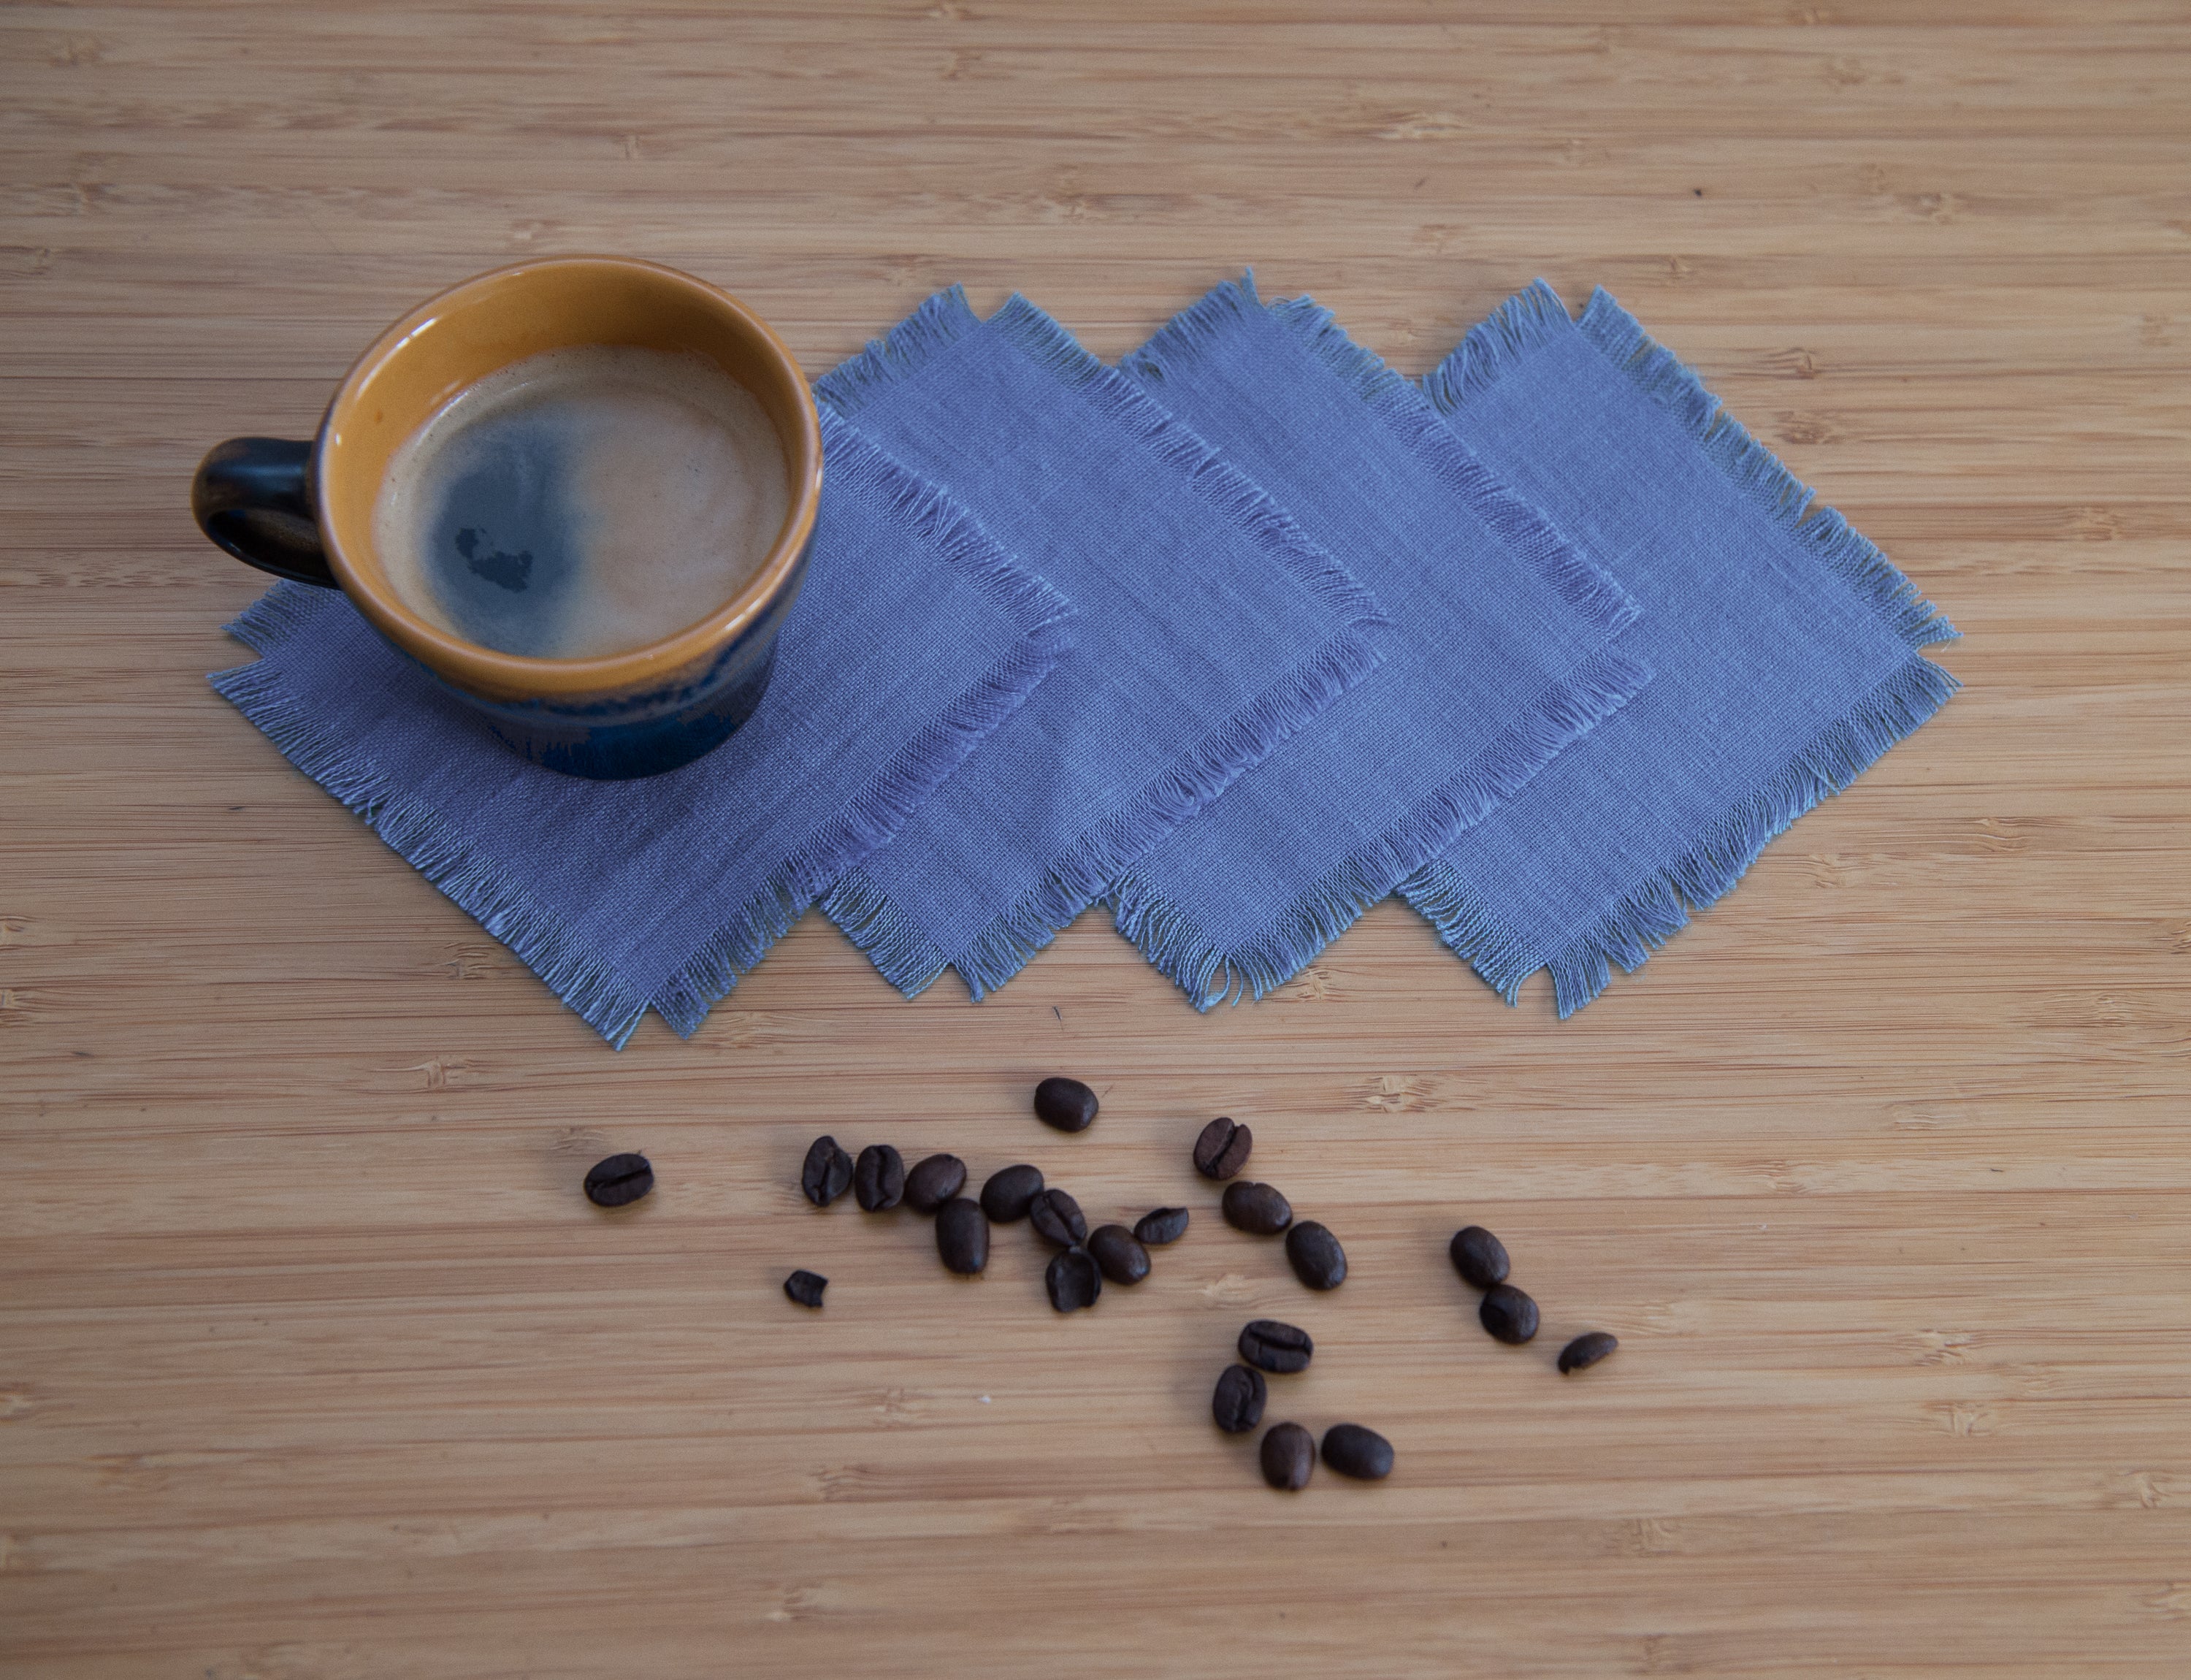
[191,257,823,780]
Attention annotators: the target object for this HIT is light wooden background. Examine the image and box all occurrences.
[4,4,2188,1676]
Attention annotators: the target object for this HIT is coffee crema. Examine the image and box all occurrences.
[372,343,789,660]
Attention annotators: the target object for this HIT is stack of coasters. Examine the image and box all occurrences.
[211,412,1072,1047]
[811,287,1391,1000]
[1395,281,1959,1012]
[213,275,1959,1039]
[1104,277,1651,1006]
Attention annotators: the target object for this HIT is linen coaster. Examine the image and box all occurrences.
[813,287,1391,999]
[1106,277,1651,1005]
[210,410,1074,1047]
[1402,281,1960,1013]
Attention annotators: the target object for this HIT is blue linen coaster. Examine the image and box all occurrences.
[1402,281,1960,1014]
[812,287,1391,999]
[1104,278,1651,1005]
[210,410,1074,1047]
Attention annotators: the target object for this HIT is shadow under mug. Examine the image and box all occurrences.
[191,257,824,780]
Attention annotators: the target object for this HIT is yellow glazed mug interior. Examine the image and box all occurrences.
[317,256,823,705]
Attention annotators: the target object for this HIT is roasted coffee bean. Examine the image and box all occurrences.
[1448,1225,1510,1289]
[1044,1247,1102,1312]
[1033,1076,1099,1133]
[1261,1421,1315,1489]
[1480,1282,1540,1344]
[1193,1116,1253,1180]
[783,1269,827,1308]
[934,1196,990,1274]
[852,1144,905,1213]
[800,1136,853,1207]
[583,1152,653,1208]
[1321,1423,1393,1481]
[1559,1331,1619,1373]
[1221,1180,1293,1236]
[903,1153,967,1214]
[1134,1206,1190,1246]
[1285,1221,1347,1291]
[1086,1224,1150,1286]
[1028,1187,1088,1248]
[979,1163,1044,1223]
[1211,1364,1267,1434]
[1237,1318,1313,1375]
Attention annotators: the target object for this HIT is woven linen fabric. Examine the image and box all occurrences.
[1105,277,1651,1005]
[812,286,1391,999]
[1399,281,1960,1014]
[210,411,1074,1047]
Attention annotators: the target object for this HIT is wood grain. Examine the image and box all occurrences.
[3,3,2189,1675]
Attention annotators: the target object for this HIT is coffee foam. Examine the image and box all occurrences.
[372,343,789,660]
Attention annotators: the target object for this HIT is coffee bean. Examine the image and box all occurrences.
[979,1163,1044,1223]
[1086,1224,1150,1285]
[1133,1206,1190,1246]
[1221,1180,1292,1236]
[1033,1076,1099,1132]
[1028,1187,1088,1248]
[1480,1282,1540,1344]
[903,1153,967,1214]
[1237,1318,1313,1374]
[1321,1423,1393,1481]
[783,1269,827,1308]
[800,1136,852,1207]
[583,1152,653,1209]
[1044,1247,1102,1312]
[1284,1221,1347,1291]
[1559,1331,1619,1373]
[1261,1421,1315,1489]
[1448,1225,1510,1289]
[1193,1116,1253,1180]
[853,1144,905,1212]
[934,1196,990,1275]
[1211,1364,1267,1434]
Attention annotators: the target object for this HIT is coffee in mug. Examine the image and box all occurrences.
[372,344,789,661]
[188,258,823,780]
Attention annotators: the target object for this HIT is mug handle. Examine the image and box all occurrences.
[190,437,340,587]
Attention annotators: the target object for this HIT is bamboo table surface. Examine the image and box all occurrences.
[4,4,2189,1676]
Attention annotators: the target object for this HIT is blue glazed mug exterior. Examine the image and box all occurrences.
[191,258,824,780]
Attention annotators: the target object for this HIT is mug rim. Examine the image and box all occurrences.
[315,256,822,698]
